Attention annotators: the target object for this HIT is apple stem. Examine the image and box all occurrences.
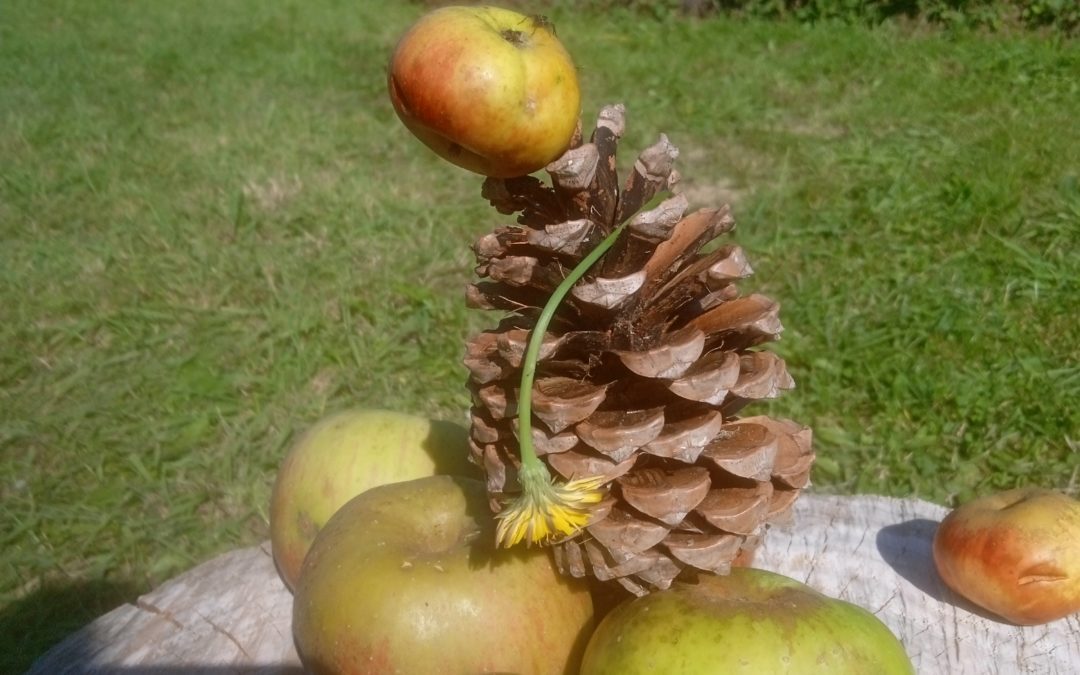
[516,220,629,473]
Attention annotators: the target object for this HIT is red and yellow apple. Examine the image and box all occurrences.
[269,408,476,590]
[580,568,914,675]
[292,475,595,675]
[387,6,580,177]
[933,487,1080,625]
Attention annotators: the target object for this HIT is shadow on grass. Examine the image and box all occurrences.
[1,578,140,674]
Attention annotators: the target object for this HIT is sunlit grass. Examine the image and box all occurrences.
[2,1,1077,669]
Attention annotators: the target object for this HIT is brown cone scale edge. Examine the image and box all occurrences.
[465,105,814,595]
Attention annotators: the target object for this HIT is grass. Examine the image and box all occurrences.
[2,0,1077,669]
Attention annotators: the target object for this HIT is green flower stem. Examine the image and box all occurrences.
[516,221,629,475]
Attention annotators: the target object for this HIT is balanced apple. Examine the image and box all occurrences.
[387,6,580,177]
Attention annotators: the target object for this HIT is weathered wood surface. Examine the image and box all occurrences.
[29,540,302,675]
[756,495,1080,675]
[31,494,1080,674]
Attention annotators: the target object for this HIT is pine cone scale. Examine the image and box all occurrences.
[466,106,813,594]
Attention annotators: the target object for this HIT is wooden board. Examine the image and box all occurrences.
[30,495,1080,674]
[756,495,1080,675]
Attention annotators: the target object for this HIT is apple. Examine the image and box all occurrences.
[387,5,580,177]
[580,568,914,675]
[932,487,1080,625]
[292,475,595,675]
[269,408,476,590]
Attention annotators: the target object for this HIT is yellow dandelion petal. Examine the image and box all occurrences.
[572,507,593,526]
[550,506,584,534]
[533,515,551,542]
[569,475,608,491]
[560,477,607,504]
[494,472,609,548]
[494,516,509,546]
[549,508,572,533]
[495,503,528,548]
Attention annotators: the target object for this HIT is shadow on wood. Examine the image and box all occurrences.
[30,495,1080,675]
[876,517,946,600]
[876,517,1035,624]
[27,543,303,675]
[757,494,1080,674]
[1,578,140,674]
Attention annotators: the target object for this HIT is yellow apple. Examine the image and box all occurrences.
[269,408,476,590]
[387,5,580,177]
[933,487,1080,625]
[293,476,594,675]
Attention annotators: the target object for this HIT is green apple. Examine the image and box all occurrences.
[388,5,580,177]
[933,487,1080,625]
[580,568,914,675]
[269,408,476,590]
[292,475,594,675]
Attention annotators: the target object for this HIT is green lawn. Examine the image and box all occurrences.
[2,0,1077,669]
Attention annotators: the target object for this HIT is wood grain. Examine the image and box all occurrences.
[757,494,1080,675]
[30,495,1080,674]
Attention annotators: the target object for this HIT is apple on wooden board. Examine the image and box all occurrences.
[269,408,476,590]
[292,475,595,675]
[580,568,914,675]
[387,5,580,177]
[933,487,1080,625]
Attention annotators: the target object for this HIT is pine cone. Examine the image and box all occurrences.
[464,104,813,596]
